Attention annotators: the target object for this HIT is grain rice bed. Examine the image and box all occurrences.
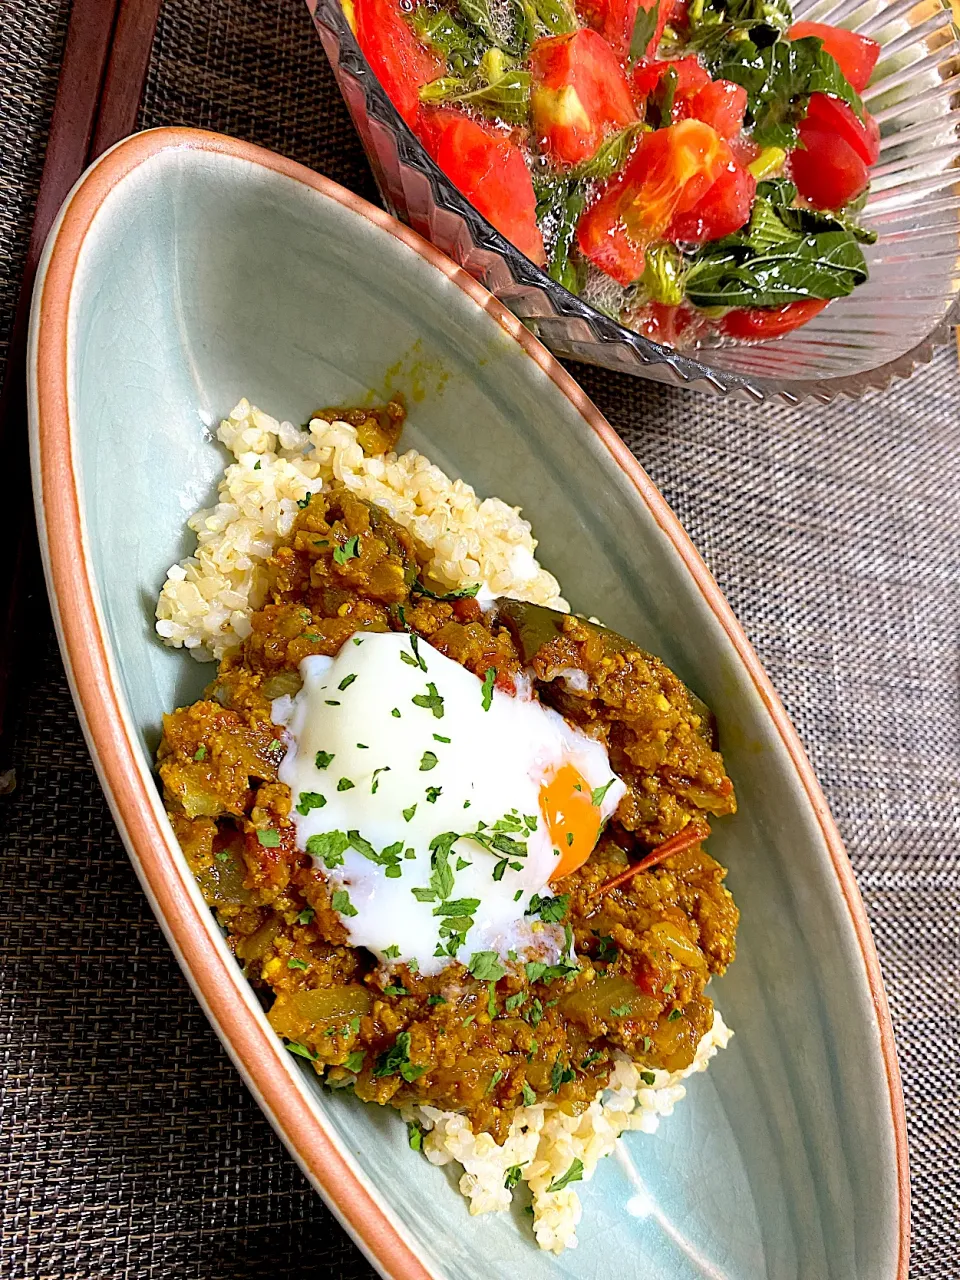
[155,399,733,1253]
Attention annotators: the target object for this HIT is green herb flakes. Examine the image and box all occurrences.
[256,828,281,848]
[296,791,327,816]
[427,994,447,1006]
[481,667,496,711]
[668,1007,683,1021]
[403,804,417,822]
[382,944,401,959]
[546,1158,584,1193]
[344,1051,365,1073]
[332,888,359,918]
[193,745,207,762]
[286,1041,317,1060]
[412,682,445,719]
[305,830,349,868]
[640,1070,657,1086]
[371,766,391,794]
[526,892,570,924]
[287,958,309,971]
[469,951,506,982]
[337,778,355,792]
[338,673,357,691]
[407,1121,425,1151]
[485,1067,504,1095]
[591,779,615,807]
[333,534,360,565]
[425,786,442,804]
[314,750,334,769]
[420,750,439,771]
[610,1002,633,1017]
[521,1081,537,1106]
[297,908,315,925]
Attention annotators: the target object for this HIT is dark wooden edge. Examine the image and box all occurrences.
[0,0,161,785]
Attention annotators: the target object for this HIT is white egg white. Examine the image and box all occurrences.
[275,631,624,975]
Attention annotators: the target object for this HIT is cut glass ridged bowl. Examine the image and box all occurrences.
[307,0,960,401]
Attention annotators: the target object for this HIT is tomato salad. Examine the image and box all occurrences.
[345,0,882,345]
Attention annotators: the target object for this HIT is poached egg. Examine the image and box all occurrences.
[275,630,624,975]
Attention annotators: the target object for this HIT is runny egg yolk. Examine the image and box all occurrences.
[541,762,603,880]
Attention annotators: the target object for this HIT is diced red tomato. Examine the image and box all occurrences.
[352,0,445,129]
[530,29,637,167]
[787,21,880,92]
[677,78,747,140]
[804,92,879,165]
[576,0,677,59]
[416,109,546,264]
[667,158,755,242]
[632,301,697,344]
[790,120,870,210]
[631,55,709,109]
[577,119,730,285]
[720,299,830,340]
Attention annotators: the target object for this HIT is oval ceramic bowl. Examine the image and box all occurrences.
[29,128,908,1280]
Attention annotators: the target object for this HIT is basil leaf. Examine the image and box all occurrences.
[712,36,864,149]
[629,0,661,63]
[571,123,644,182]
[685,231,868,308]
[757,178,878,244]
[411,6,484,72]
[420,65,531,124]
[533,0,577,35]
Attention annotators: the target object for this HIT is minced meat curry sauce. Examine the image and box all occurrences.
[157,406,738,1143]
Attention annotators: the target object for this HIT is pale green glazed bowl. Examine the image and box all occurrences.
[28,128,909,1280]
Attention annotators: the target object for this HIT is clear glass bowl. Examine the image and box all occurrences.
[307,0,960,401]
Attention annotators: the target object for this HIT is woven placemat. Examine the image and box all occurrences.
[2,0,958,1275]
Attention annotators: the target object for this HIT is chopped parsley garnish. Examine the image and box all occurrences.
[504,1163,526,1189]
[434,897,481,917]
[514,890,522,902]
[297,908,315,925]
[505,992,526,1013]
[413,579,481,601]
[303,633,320,642]
[469,951,506,982]
[371,766,390,794]
[427,994,447,1006]
[412,683,444,719]
[296,493,313,509]
[338,673,357,691]
[640,1070,656,1086]
[286,1041,317,1060]
[668,1007,683,1021]
[565,832,574,847]
[433,733,451,743]
[407,1121,424,1151]
[662,980,675,995]
[462,1013,476,1026]
[526,998,543,1028]
[344,1051,365,1073]
[333,534,360,565]
[546,1158,584,1193]
[485,1067,503,1095]
[314,750,335,769]
[524,958,578,985]
[391,708,401,718]
[550,1055,576,1093]
[594,933,618,965]
[373,1031,424,1082]
[384,984,408,997]
[401,635,428,672]
[642,1035,652,1053]
[487,982,498,1020]
[296,791,327,815]
[481,667,496,711]
[425,786,442,803]
[193,745,207,762]
[353,637,363,645]
[256,828,281,848]
[526,892,570,924]
[610,1002,633,1017]
[332,888,358,917]
[382,944,401,959]
[305,831,349,868]
[591,779,615,807]
[287,958,309,971]
[419,750,439,771]
[581,1048,605,1069]
[267,739,281,753]
[337,778,355,792]
[521,1081,536,1106]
